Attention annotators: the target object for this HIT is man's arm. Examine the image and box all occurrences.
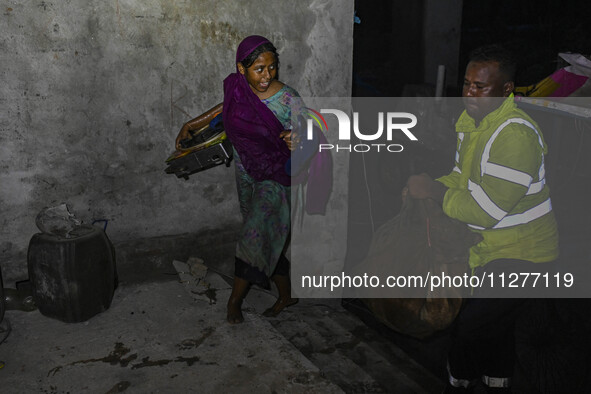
[441,124,544,228]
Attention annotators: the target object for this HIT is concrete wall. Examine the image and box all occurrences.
[423,0,463,93]
[1,0,354,282]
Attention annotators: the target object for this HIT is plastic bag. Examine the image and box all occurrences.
[35,203,83,238]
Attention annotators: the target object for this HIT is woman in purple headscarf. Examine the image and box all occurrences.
[177,36,310,323]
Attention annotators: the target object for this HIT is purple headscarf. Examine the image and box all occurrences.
[235,35,271,68]
[223,35,291,185]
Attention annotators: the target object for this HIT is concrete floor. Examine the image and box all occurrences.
[0,262,444,394]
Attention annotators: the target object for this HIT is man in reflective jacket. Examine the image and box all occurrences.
[405,44,559,393]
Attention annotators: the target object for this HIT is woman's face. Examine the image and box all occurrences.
[238,51,277,94]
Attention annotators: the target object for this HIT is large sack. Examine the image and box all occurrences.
[360,198,481,339]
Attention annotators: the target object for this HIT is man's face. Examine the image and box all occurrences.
[462,61,513,123]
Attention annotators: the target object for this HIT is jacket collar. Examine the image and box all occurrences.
[456,93,516,133]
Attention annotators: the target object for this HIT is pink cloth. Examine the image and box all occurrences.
[304,131,332,215]
[549,68,588,97]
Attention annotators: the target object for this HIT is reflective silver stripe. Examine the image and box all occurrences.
[484,162,532,187]
[448,362,471,389]
[526,179,545,195]
[480,118,544,178]
[457,132,464,156]
[449,375,471,389]
[480,117,549,198]
[482,375,511,388]
[526,157,546,196]
[468,180,507,221]
[453,132,464,175]
[481,119,512,176]
[493,198,552,229]
[468,223,486,230]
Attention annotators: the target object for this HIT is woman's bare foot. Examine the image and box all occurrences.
[262,297,298,317]
[227,297,244,324]
[226,276,250,324]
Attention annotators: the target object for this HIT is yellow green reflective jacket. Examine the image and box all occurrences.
[437,94,559,268]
